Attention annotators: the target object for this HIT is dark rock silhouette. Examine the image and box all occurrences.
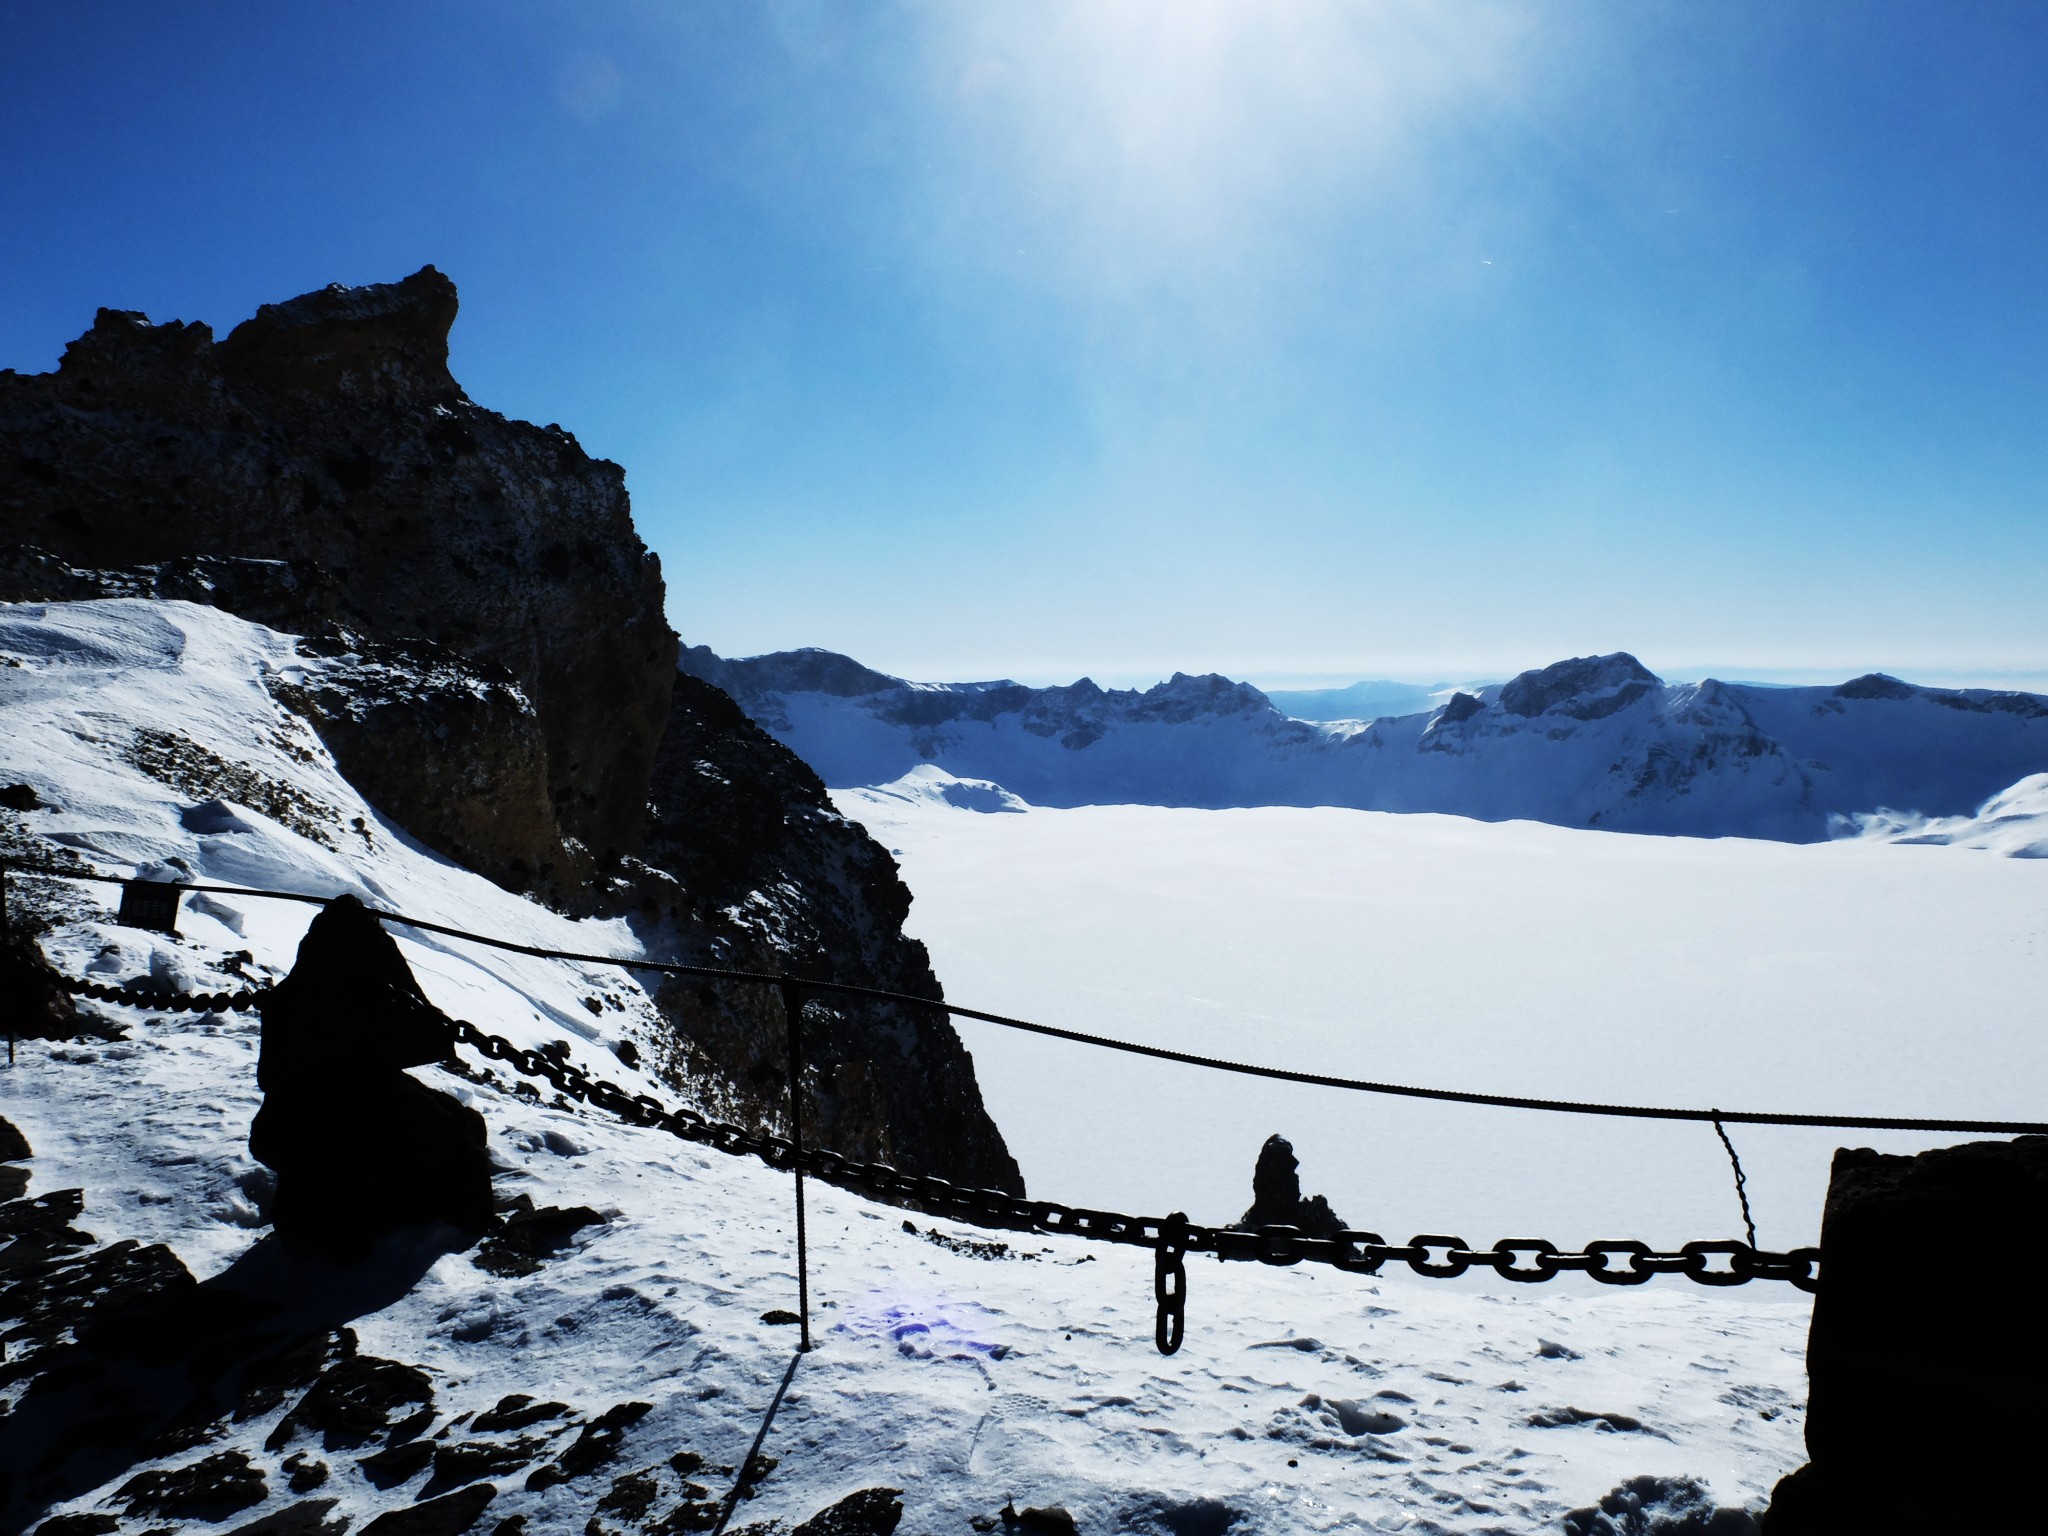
[0,1121,451,1533]
[1238,1134,1347,1238]
[1761,1135,2048,1534]
[250,897,492,1260]
[0,911,79,1042]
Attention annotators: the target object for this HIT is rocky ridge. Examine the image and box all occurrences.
[3,270,671,872]
[685,645,2048,841]
[0,272,1018,1193]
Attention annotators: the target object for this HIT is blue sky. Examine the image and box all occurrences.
[4,2,2045,687]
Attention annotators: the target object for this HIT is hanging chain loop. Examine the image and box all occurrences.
[1154,1211,1189,1356]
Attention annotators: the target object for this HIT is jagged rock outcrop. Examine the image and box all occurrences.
[0,271,1020,1190]
[1235,1134,1346,1240]
[1,267,675,871]
[642,675,1022,1192]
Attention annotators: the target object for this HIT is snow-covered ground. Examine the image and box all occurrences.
[2,1019,1809,1534]
[833,775,2048,1255]
[4,602,1826,1536]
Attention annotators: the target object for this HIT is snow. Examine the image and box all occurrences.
[10,597,2010,1530]
[1,1028,1811,1534]
[1845,771,2048,858]
[832,781,2048,1254]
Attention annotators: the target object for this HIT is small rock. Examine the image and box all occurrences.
[228,1498,354,1536]
[471,1205,606,1278]
[283,1453,330,1493]
[1002,1506,1078,1536]
[360,1437,438,1488]
[1528,1406,1665,1437]
[1536,1339,1583,1360]
[422,1438,548,1497]
[267,1354,435,1452]
[595,1469,662,1522]
[238,1330,356,1421]
[525,1402,652,1490]
[759,1309,801,1326]
[471,1395,568,1435]
[791,1487,903,1536]
[118,1450,268,1522]
[360,1484,497,1536]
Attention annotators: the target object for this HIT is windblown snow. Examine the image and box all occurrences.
[5,600,2038,1533]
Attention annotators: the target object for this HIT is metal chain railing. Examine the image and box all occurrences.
[450,1018,1826,1304]
[40,970,1824,1343]
[33,854,2019,1355]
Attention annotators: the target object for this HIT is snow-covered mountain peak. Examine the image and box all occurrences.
[683,641,2048,844]
[1832,671,1917,701]
[1497,652,1661,721]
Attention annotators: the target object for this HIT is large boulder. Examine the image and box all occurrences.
[251,897,493,1259]
[1762,1135,2048,1533]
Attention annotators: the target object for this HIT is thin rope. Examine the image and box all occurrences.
[1712,1114,1759,1248]
[11,861,2047,1136]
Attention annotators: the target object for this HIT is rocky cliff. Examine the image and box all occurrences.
[2,267,672,875]
[0,272,1020,1193]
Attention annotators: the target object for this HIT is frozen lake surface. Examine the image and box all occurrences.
[836,786,2048,1254]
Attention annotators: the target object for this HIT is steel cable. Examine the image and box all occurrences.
[12,860,2044,1136]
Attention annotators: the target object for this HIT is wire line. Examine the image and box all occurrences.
[12,861,2046,1137]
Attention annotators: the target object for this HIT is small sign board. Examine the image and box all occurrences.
[117,880,183,935]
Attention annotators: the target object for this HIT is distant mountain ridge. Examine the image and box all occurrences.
[679,644,2048,842]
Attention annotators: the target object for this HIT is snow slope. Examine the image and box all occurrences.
[1845,771,2048,858]
[0,601,1817,1531]
[687,646,2048,842]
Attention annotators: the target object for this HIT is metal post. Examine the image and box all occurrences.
[778,980,812,1352]
[2,859,13,1067]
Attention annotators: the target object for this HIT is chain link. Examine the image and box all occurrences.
[55,973,268,1014]
[1154,1211,1189,1355]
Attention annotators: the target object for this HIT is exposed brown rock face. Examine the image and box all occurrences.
[267,631,577,897]
[0,269,1020,1191]
[643,675,1022,1192]
[1,267,675,869]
